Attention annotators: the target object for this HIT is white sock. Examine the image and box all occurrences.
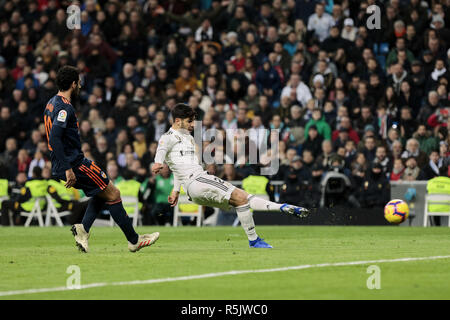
[235,203,258,241]
[247,194,283,211]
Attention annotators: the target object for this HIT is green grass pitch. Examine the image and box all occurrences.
[0,226,449,300]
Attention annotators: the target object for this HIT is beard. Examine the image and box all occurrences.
[70,86,80,103]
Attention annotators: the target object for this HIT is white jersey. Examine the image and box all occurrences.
[154,127,204,190]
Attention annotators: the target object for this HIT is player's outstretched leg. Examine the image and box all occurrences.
[72,182,159,252]
[229,189,272,248]
[247,194,310,218]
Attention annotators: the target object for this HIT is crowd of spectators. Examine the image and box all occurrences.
[0,0,449,216]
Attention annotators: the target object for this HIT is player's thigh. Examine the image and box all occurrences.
[187,175,236,209]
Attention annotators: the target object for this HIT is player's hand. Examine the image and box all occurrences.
[151,163,164,175]
[168,191,179,207]
[65,169,76,188]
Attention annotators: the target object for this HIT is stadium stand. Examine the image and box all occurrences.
[0,0,449,226]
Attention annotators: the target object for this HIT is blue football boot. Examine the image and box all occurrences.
[280,204,310,218]
[249,237,273,248]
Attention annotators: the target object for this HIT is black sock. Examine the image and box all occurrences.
[82,196,106,233]
[106,200,139,244]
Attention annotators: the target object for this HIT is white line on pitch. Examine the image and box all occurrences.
[1,255,449,297]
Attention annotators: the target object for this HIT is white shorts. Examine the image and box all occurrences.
[184,172,236,211]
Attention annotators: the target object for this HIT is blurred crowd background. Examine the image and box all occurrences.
[0,0,449,225]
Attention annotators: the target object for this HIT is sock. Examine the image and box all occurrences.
[82,196,106,233]
[247,194,282,211]
[235,203,258,241]
[105,199,139,244]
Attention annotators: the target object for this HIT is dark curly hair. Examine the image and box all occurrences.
[56,66,79,91]
[171,103,196,121]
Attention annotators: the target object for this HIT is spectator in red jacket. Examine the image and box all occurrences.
[332,116,360,144]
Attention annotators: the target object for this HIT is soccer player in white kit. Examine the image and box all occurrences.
[151,104,309,248]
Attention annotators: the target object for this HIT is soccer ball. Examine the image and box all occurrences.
[384,199,409,224]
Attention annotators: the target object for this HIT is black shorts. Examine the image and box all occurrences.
[56,158,110,197]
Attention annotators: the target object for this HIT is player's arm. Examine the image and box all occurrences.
[49,109,76,188]
[168,174,180,207]
[151,134,173,174]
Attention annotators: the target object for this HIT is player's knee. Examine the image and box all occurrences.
[113,188,121,201]
[105,185,121,202]
[231,189,248,207]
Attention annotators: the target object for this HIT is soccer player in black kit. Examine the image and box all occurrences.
[44,66,159,252]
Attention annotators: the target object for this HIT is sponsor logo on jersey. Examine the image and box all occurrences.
[180,150,195,156]
[57,110,67,122]
[101,171,107,179]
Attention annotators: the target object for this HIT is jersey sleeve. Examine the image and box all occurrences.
[154,133,175,164]
[53,108,71,128]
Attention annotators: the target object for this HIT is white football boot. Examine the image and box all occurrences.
[71,224,90,253]
[128,232,160,252]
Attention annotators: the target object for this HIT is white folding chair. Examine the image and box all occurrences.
[173,194,204,227]
[109,196,141,227]
[423,193,450,227]
[45,195,72,227]
[21,197,46,227]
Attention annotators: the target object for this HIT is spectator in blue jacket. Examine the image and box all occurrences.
[255,57,281,104]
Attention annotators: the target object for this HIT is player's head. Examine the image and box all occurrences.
[171,103,196,132]
[56,66,81,101]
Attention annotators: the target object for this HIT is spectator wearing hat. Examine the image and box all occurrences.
[280,155,311,206]
[421,49,435,78]
[430,14,450,44]
[356,161,391,208]
[132,127,147,159]
[255,57,282,103]
[341,18,357,42]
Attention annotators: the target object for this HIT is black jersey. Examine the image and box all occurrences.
[44,94,84,176]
